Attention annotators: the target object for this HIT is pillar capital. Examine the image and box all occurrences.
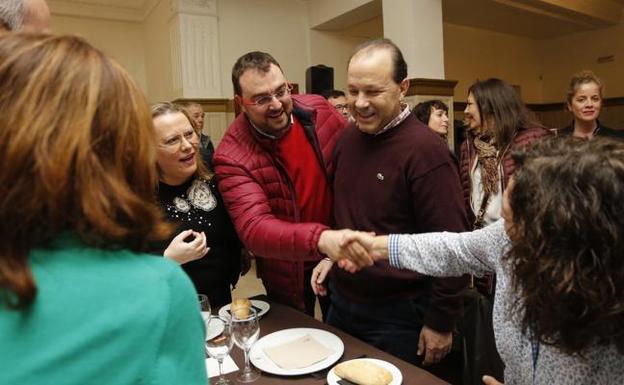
[168,0,221,98]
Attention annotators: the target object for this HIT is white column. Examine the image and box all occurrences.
[169,0,222,98]
[382,0,445,79]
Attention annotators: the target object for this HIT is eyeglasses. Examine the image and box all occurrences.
[240,83,293,107]
[159,129,197,149]
[333,104,348,111]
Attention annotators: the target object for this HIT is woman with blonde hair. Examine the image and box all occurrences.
[152,102,242,308]
[560,70,624,140]
[0,34,207,385]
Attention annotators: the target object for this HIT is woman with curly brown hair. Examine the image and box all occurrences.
[0,34,207,384]
[339,137,624,384]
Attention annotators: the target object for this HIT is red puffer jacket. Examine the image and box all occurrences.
[213,94,346,311]
[459,126,551,224]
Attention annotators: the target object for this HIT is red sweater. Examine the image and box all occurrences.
[331,114,469,332]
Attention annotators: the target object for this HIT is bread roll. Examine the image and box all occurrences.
[230,298,251,319]
[334,360,393,385]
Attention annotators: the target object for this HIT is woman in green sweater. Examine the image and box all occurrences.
[0,34,208,385]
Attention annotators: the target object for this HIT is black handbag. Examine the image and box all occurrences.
[459,288,505,385]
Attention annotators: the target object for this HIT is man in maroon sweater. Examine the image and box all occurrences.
[214,52,371,317]
[312,39,469,382]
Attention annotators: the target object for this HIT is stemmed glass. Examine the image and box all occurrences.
[198,294,211,330]
[206,315,234,385]
[232,307,261,382]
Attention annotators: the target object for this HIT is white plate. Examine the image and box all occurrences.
[205,317,225,341]
[250,328,344,376]
[327,358,403,385]
[218,300,270,319]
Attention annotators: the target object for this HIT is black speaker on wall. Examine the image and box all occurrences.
[306,65,334,95]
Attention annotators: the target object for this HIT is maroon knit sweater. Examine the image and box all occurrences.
[331,114,469,332]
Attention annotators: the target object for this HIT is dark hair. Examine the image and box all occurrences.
[350,38,407,84]
[321,89,345,99]
[151,102,213,178]
[412,100,448,126]
[468,78,539,152]
[565,70,604,105]
[507,136,624,354]
[0,34,171,308]
[231,51,282,96]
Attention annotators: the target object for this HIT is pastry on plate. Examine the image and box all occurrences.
[333,359,393,385]
[230,298,251,319]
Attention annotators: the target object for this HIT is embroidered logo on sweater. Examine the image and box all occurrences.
[187,179,217,211]
[171,179,217,213]
[173,197,191,213]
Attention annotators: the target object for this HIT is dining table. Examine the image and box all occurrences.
[214,296,449,385]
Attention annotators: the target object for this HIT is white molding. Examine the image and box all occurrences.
[49,0,218,23]
[170,0,217,16]
[49,0,184,22]
[48,0,145,21]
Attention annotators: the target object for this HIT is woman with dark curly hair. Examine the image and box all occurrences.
[338,137,624,384]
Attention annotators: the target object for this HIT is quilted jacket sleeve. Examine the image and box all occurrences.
[214,156,328,262]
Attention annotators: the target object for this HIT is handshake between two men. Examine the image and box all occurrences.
[311,229,389,296]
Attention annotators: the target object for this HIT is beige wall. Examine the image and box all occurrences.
[142,0,175,103]
[309,17,383,92]
[217,0,310,97]
[538,23,624,103]
[51,15,147,93]
[443,22,543,103]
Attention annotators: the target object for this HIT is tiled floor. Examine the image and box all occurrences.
[231,260,323,320]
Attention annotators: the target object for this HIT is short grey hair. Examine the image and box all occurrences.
[0,0,24,31]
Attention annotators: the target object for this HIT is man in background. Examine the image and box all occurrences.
[182,102,215,168]
[0,0,51,35]
[322,89,352,121]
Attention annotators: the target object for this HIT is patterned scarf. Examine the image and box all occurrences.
[473,132,499,196]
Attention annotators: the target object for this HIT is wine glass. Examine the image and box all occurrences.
[232,307,260,382]
[198,294,211,332]
[206,315,234,385]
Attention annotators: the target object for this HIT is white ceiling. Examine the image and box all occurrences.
[49,0,624,39]
[441,0,598,39]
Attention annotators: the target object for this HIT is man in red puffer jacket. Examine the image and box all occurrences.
[214,51,352,316]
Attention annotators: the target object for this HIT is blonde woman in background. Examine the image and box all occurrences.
[559,70,624,140]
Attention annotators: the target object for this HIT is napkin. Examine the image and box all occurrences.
[263,334,334,369]
[205,355,238,378]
